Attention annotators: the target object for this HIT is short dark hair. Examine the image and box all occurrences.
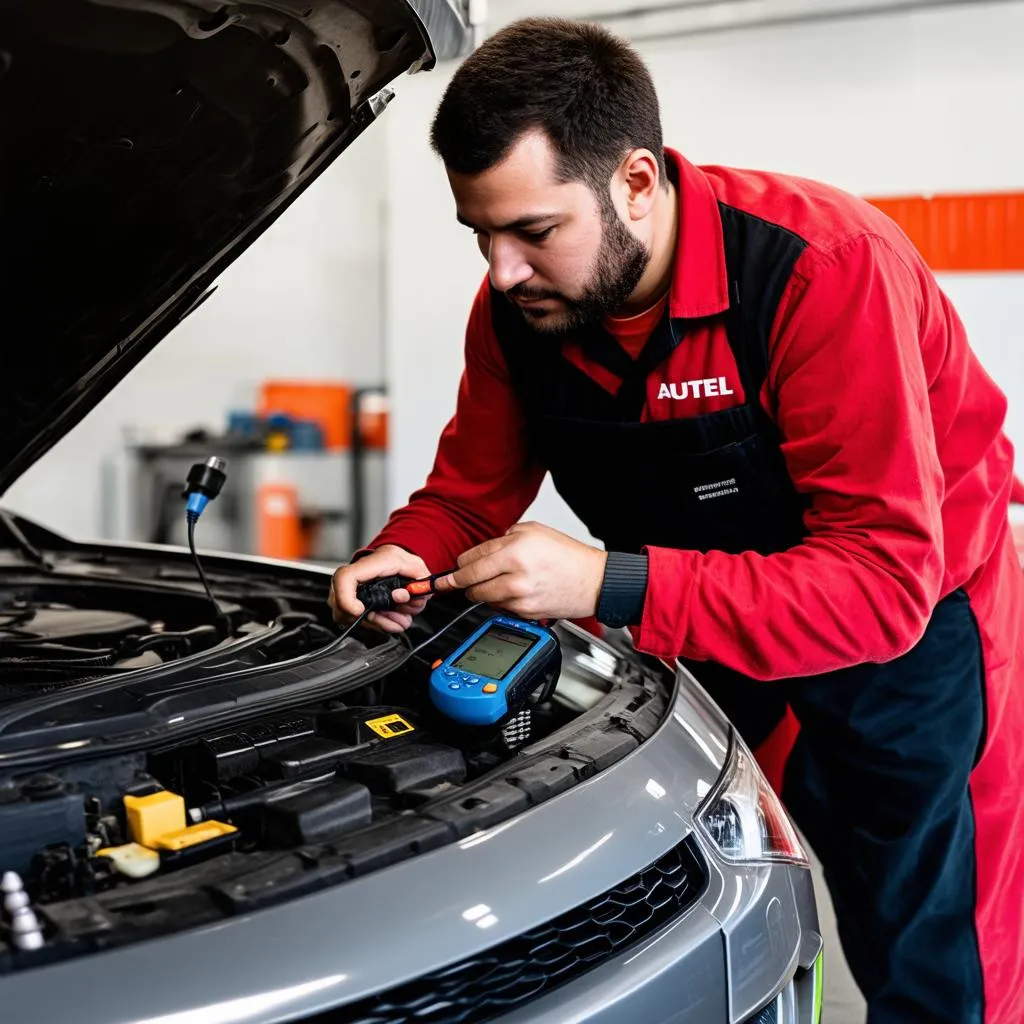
[430,17,667,200]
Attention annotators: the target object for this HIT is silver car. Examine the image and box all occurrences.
[0,2,822,1022]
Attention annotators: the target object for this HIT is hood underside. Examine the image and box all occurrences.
[0,0,452,494]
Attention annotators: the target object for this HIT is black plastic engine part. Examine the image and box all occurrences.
[240,721,283,751]
[31,843,117,902]
[210,817,459,914]
[269,717,317,745]
[199,733,260,782]
[341,743,466,794]
[0,777,86,876]
[259,780,372,846]
[342,816,455,877]
[565,729,641,772]
[507,757,582,801]
[149,716,317,790]
[261,738,354,780]
[423,782,529,837]
[318,706,421,747]
[193,775,337,826]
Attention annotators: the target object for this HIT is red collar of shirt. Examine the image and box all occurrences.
[664,148,731,320]
[604,291,670,359]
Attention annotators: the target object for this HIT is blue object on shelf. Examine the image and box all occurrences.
[226,410,258,438]
[289,419,325,451]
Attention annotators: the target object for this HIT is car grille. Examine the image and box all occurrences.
[743,996,781,1024]
[305,836,708,1024]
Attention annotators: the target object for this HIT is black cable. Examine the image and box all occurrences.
[334,601,479,655]
[187,513,231,637]
[337,609,369,644]
[408,601,486,656]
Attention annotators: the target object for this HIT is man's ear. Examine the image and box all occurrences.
[618,148,661,222]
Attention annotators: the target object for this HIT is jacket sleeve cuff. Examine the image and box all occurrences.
[596,552,649,628]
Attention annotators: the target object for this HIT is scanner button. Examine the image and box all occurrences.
[431,659,442,669]
[466,677,479,684]
[448,683,462,690]
[482,683,498,694]
[443,669,457,678]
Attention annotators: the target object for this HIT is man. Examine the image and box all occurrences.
[330,17,1023,1023]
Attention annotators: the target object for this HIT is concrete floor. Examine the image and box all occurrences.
[809,846,867,1023]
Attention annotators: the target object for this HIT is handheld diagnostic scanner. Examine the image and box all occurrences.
[429,615,560,726]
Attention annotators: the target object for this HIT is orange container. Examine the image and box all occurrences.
[256,482,305,561]
[257,381,353,450]
[256,380,389,452]
[357,392,389,451]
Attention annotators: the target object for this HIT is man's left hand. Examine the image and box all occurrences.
[433,522,607,619]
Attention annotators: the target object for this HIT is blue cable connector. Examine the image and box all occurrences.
[182,456,227,521]
[185,492,209,522]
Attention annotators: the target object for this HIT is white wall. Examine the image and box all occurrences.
[3,124,388,541]
[382,0,1024,540]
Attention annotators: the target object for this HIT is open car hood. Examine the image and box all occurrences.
[0,0,468,495]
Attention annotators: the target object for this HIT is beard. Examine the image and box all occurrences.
[506,202,651,335]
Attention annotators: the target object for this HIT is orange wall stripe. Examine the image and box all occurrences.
[866,192,1024,272]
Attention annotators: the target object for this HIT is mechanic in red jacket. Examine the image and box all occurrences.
[330,18,1024,1022]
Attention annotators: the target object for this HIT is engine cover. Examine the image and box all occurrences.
[0,604,150,645]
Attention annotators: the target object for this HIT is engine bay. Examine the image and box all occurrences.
[0,586,285,700]
[0,537,670,972]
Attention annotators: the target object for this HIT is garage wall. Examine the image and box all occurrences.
[3,126,389,542]
[381,0,1024,544]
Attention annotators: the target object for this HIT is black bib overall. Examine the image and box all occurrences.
[490,202,986,1022]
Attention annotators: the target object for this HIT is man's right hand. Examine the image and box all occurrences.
[329,544,432,634]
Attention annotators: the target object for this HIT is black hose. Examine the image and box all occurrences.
[187,515,232,638]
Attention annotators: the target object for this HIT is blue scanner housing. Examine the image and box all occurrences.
[429,615,560,726]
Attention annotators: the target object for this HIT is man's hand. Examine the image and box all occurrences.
[329,544,431,634]
[433,522,607,620]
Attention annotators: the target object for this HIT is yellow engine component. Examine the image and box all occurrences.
[151,820,237,852]
[124,791,186,847]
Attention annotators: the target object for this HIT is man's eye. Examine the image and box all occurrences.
[524,227,554,241]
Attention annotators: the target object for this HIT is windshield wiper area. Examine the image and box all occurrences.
[0,631,401,770]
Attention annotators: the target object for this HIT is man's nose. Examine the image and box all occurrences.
[487,237,532,294]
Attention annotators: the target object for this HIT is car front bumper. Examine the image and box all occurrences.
[496,843,822,1024]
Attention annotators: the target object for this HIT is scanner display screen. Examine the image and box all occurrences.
[452,626,535,680]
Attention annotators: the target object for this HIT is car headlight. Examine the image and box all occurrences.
[696,731,807,865]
